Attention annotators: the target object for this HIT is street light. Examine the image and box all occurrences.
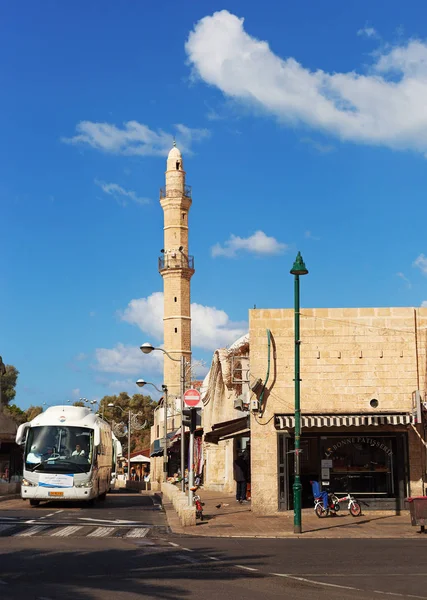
[140,343,188,492]
[108,403,132,481]
[290,251,309,534]
[136,379,168,481]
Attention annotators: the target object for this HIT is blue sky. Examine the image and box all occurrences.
[2,1,427,410]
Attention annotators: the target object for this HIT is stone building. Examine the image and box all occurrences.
[249,307,427,515]
[202,334,250,492]
[150,143,194,483]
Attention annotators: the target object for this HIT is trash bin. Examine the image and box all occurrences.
[406,497,427,533]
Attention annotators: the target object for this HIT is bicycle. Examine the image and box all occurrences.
[314,491,362,518]
[190,485,204,520]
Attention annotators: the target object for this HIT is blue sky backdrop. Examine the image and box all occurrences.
[2,1,427,409]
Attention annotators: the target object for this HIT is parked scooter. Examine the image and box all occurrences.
[311,480,362,518]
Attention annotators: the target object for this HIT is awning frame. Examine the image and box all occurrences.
[275,413,415,430]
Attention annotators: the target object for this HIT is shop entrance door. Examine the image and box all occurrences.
[277,433,290,511]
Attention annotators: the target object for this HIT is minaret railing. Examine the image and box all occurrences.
[160,185,192,199]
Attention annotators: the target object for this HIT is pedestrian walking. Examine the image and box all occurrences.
[233,452,248,503]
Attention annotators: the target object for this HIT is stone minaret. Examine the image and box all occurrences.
[159,143,194,397]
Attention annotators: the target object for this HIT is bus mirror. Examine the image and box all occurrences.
[94,428,101,446]
[16,423,29,445]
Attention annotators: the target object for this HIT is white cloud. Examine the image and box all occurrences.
[62,121,209,156]
[414,254,427,275]
[300,137,335,154]
[75,353,87,361]
[396,272,412,288]
[95,179,150,206]
[357,26,378,38]
[421,301,427,307]
[211,230,287,258]
[118,292,247,352]
[71,388,81,400]
[304,230,320,241]
[185,10,427,156]
[94,343,163,375]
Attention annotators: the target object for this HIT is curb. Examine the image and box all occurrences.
[0,494,20,503]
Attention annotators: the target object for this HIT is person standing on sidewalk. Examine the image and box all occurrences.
[233,452,248,503]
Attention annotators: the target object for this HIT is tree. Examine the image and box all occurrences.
[99,391,157,454]
[73,401,85,407]
[0,364,19,405]
[25,406,43,421]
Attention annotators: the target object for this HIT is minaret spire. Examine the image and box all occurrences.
[159,144,195,398]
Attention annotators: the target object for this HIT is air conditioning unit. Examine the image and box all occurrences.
[251,398,259,412]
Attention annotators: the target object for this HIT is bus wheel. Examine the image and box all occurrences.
[29,499,40,507]
[99,492,107,501]
[88,498,95,507]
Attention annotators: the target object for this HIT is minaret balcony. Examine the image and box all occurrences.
[160,185,192,199]
[159,254,195,273]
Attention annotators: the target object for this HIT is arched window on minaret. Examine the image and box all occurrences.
[176,161,180,170]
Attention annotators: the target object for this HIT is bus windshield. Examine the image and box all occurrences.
[25,426,94,473]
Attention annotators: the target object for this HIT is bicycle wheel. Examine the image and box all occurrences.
[349,501,361,517]
[315,503,329,518]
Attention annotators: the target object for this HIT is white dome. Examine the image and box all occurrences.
[168,145,182,159]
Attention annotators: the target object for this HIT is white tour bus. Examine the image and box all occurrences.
[16,405,113,506]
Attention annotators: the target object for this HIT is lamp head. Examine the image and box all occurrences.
[107,403,115,408]
[290,252,308,276]
[136,379,146,388]
[161,384,168,392]
[140,342,155,355]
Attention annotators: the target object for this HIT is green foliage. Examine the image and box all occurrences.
[99,391,157,454]
[25,405,43,421]
[0,365,19,405]
[73,401,85,407]
[6,403,44,425]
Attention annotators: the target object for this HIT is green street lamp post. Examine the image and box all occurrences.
[290,251,308,534]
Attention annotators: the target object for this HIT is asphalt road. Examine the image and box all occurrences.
[1,492,427,599]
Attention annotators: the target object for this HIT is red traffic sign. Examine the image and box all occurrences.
[183,388,201,407]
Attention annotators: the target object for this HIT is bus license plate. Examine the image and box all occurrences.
[48,492,64,497]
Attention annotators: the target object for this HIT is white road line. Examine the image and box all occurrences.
[15,526,48,537]
[54,510,64,514]
[271,573,358,592]
[51,526,83,537]
[87,527,116,538]
[180,547,194,552]
[168,542,180,547]
[207,556,220,561]
[176,554,199,564]
[235,565,258,572]
[45,513,56,518]
[124,528,149,538]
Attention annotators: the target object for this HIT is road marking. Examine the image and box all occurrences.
[87,527,116,538]
[176,554,199,564]
[271,573,358,592]
[125,528,149,538]
[51,526,83,537]
[0,516,17,520]
[0,525,16,535]
[235,565,258,572]
[207,556,220,561]
[15,526,48,537]
[181,547,194,552]
[168,542,180,547]
[79,518,138,525]
[24,520,36,524]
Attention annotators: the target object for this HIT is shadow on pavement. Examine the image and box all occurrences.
[0,544,267,599]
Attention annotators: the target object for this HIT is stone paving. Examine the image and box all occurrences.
[163,489,422,539]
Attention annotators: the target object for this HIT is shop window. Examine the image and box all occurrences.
[320,436,395,497]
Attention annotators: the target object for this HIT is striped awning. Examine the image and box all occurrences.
[275,413,414,430]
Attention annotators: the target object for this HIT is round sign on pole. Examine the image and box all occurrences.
[183,388,201,408]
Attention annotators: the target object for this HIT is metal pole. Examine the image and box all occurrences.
[180,356,185,492]
[128,410,131,482]
[293,273,302,534]
[188,413,194,506]
[163,387,168,482]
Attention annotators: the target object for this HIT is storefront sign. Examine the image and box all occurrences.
[324,437,393,458]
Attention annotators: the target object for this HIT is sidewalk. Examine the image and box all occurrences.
[162,488,420,539]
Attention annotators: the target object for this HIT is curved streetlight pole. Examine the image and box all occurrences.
[108,404,131,482]
[140,344,187,492]
[290,251,309,534]
[136,379,168,481]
